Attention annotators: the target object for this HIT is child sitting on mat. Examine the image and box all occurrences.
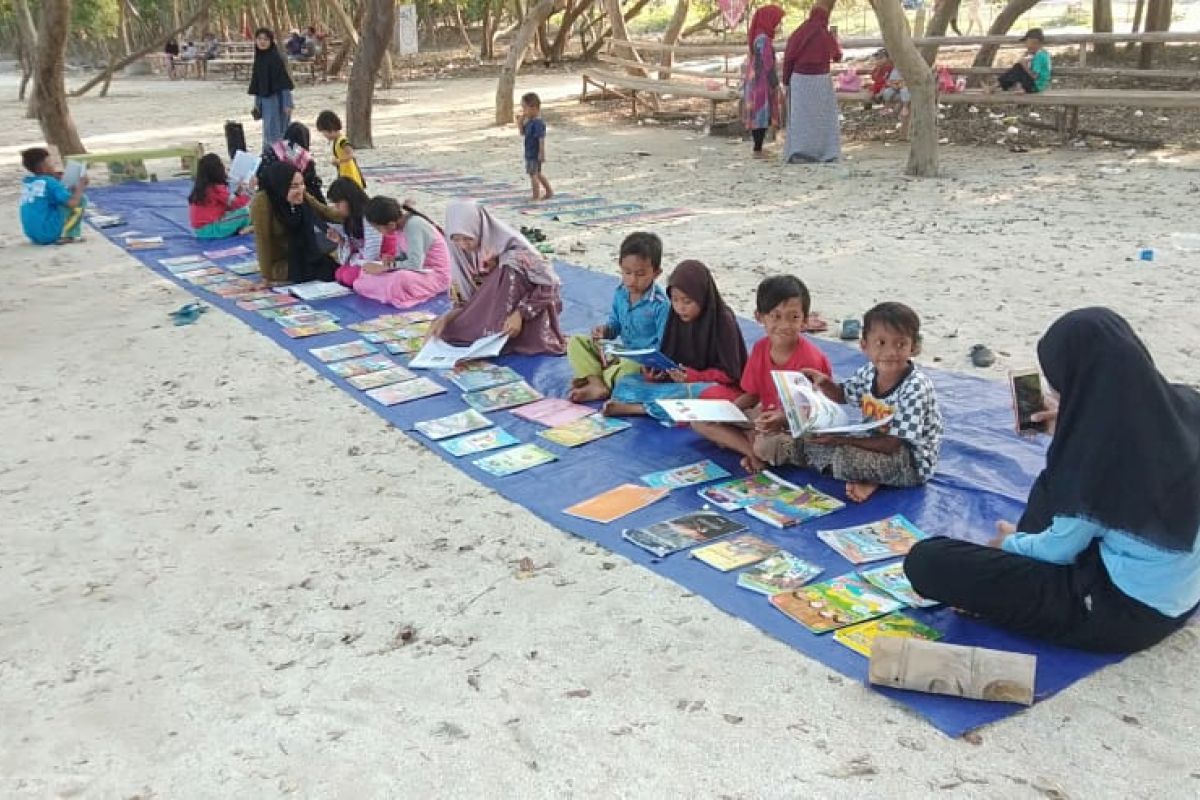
[327,177,390,272]
[756,301,943,503]
[693,275,832,473]
[603,259,748,419]
[19,147,88,246]
[188,153,254,239]
[567,231,670,403]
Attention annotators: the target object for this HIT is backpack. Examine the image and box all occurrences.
[935,65,958,94]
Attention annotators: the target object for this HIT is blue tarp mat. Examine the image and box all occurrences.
[86,180,1124,736]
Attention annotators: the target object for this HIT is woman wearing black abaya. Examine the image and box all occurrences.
[251,162,343,284]
[247,28,295,151]
[906,308,1200,653]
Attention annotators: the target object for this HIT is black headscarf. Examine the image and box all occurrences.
[259,162,332,283]
[247,29,294,98]
[660,260,748,380]
[1020,308,1200,552]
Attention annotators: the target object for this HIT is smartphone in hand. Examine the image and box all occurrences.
[1010,369,1048,435]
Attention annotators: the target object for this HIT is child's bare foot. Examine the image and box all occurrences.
[543,189,554,200]
[846,481,879,503]
[237,225,254,235]
[567,376,609,403]
[995,520,1017,537]
[740,454,765,473]
[601,400,642,416]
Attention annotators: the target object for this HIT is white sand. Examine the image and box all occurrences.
[1,69,1198,797]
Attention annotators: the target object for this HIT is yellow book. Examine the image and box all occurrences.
[691,534,778,572]
[833,613,942,657]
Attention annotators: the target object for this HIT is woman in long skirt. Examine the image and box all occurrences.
[781,0,843,164]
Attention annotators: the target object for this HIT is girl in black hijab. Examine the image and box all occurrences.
[250,162,343,284]
[258,121,324,203]
[247,27,295,152]
[906,308,1200,653]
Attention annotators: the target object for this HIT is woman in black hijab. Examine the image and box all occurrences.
[906,308,1200,653]
[247,27,295,152]
[250,162,344,284]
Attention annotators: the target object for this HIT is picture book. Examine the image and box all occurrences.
[259,304,315,320]
[409,332,508,370]
[282,320,343,338]
[186,271,241,286]
[414,409,493,441]
[511,398,595,428]
[538,415,630,448]
[364,328,424,343]
[89,213,125,228]
[161,254,213,272]
[697,471,800,512]
[62,159,87,189]
[771,371,893,437]
[654,399,749,424]
[384,339,422,355]
[326,355,398,379]
[691,534,779,572]
[231,289,278,303]
[816,515,930,565]
[833,613,943,657]
[126,236,165,250]
[462,380,543,413]
[602,345,678,372]
[176,267,226,280]
[858,562,939,608]
[563,484,669,524]
[639,459,731,490]
[226,260,261,276]
[237,294,300,311]
[621,511,747,558]
[346,366,417,391]
[745,484,846,529]
[310,340,379,362]
[443,361,523,393]
[288,280,352,301]
[736,552,824,595]
[770,574,903,633]
[439,428,520,457]
[271,310,338,327]
[211,281,266,298]
[473,444,557,477]
[348,312,432,333]
[365,377,446,406]
[202,244,252,260]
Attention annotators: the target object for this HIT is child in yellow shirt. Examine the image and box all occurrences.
[315,110,364,188]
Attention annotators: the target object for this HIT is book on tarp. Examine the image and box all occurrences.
[511,398,595,428]
[654,399,749,424]
[237,294,299,311]
[745,484,845,528]
[89,213,125,228]
[347,366,416,391]
[564,484,669,524]
[473,444,557,477]
[440,428,520,457]
[409,332,508,370]
[462,380,542,412]
[365,377,446,406]
[127,236,165,250]
[271,310,338,327]
[858,561,939,608]
[833,613,943,657]
[697,470,798,512]
[538,415,629,447]
[601,345,678,372]
[326,355,398,379]
[640,459,731,490]
[690,534,778,572]
[282,320,342,338]
[622,510,747,558]
[226,260,260,275]
[310,340,379,363]
[203,244,252,260]
[736,552,824,595]
[816,514,929,565]
[442,361,523,392]
[770,574,903,633]
[771,371,893,436]
[414,409,493,441]
[288,280,352,301]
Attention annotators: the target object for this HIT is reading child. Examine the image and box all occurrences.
[693,275,832,472]
[517,92,553,201]
[567,231,669,403]
[755,301,943,503]
[603,260,748,419]
[19,147,88,246]
[996,28,1051,94]
[315,110,364,189]
[188,153,253,239]
[336,195,451,309]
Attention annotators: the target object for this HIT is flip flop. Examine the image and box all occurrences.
[970,344,996,368]
[839,319,861,340]
[168,302,208,326]
[803,313,830,333]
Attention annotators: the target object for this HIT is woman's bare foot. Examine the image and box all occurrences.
[846,481,879,503]
[995,520,1017,537]
[601,400,643,417]
[567,375,609,403]
[739,454,765,473]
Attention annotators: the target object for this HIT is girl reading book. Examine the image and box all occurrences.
[187,154,253,239]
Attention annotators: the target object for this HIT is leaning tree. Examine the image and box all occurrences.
[34,0,85,155]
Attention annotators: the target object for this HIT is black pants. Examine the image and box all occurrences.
[904,537,1192,653]
[751,128,767,152]
[998,63,1038,93]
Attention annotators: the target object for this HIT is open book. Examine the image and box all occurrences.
[228,150,260,190]
[409,332,508,370]
[771,371,892,436]
[63,159,87,189]
[601,345,679,373]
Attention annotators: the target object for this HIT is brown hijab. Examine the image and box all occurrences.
[660,260,748,380]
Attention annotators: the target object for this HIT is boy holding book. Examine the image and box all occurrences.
[19,147,88,245]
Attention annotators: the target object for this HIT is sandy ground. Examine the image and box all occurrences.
[2,67,1200,798]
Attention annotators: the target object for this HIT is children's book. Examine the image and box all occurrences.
[409,332,508,370]
[288,281,352,301]
[347,366,417,391]
[326,355,398,378]
[697,470,799,512]
[231,289,278,303]
[770,574,903,633]
[463,380,543,413]
[414,409,493,441]
[126,236,165,250]
[563,484,669,524]
[282,320,342,338]
[691,534,779,572]
[384,339,423,355]
[737,552,825,595]
[364,328,425,343]
[237,294,300,311]
[817,515,930,565]
[538,415,631,447]
[365,377,446,406]
[348,312,431,333]
[439,428,520,457]
[745,484,846,529]
[601,345,679,373]
[473,444,557,477]
[226,260,261,276]
[621,511,747,558]
[161,255,213,272]
[310,340,379,362]
[833,613,943,657]
[858,561,939,608]
[260,304,316,320]
[639,459,732,490]
[202,244,252,260]
[187,271,241,286]
[655,399,750,424]
[63,159,87,189]
[176,266,227,280]
[443,361,523,393]
[211,280,268,298]
[511,398,595,428]
[272,310,338,327]
[227,150,260,190]
[89,214,125,228]
[771,371,893,437]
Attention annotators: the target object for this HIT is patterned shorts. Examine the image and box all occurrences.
[754,433,923,488]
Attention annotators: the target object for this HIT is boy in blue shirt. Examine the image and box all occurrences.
[996,28,1052,94]
[517,92,553,201]
[567,232,669,402]
[20,147,88,245]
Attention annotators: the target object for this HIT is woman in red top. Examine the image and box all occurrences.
[188,154,253,239]
[781,0,843,164]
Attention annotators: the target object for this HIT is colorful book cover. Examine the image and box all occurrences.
[260,304,315,320]
[473,444,557,477]
[462,380,543,412]
[211,280,265,298]
[363,325,430,343]
[745,485,845,529]
[832,613,943,657]
[621,511,747,558]
[289,280,352,301]
[272,310,338,327]
[736,552,824,595]
[640,459,731,490]
[384,339,422,355]
[348,312,433,333]
[511,398,596,428]
[563,484,669,524]
[697,471,800,511]
[691,534,779,572]
[309,340,379,362]
[176,266,226,280]
[347,366,416,391]
[770,574,903,633]
[414,409,493,441]
[282,320,342,338]
[816,515,930,565]
[237,294,300,311]
[231,289,278,303]
[226,260,261,275]
[443,361,523,392]
[365,377,446,406]
[160,254,211,271]
[127,236,165,250]
[439,428,520,457]
[326,355,398,379]
[858,562,939,608]
[538,415,631,447]
[202,244,252,260]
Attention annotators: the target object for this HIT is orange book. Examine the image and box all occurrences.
[564,484,669,524]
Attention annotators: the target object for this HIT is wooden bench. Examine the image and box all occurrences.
[65,144,206,184]
[583,42,741,125]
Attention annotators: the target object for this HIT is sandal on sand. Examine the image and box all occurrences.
[970,344,996,368]
[803,313,829,334]
[169,302,208,326]
[839,319,861,340]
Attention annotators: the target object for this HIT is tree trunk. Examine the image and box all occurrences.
[495,0,557,125]
[35,0,85,155]
[1092,0,1115,58]
[603,0,646,76]
[346,0,396,147]
[919,0,961,64]
[874,0,938,177]
[971,0,1044,68]
[454,2,474,52]
[581,0,652,59]
[658,0,689,79]
[481,0,496,59]
[15,0,39,117]
[682,8,720,38]
[550,0,595,61]
[1139,0,1172,69]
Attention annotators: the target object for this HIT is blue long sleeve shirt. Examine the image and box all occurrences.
[605,283,670,351]
[1003,516,1200,617]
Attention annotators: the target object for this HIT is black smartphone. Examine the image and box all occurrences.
[1010,370,1047,434]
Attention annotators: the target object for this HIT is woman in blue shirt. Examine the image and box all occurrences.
[906,308,1200,653]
